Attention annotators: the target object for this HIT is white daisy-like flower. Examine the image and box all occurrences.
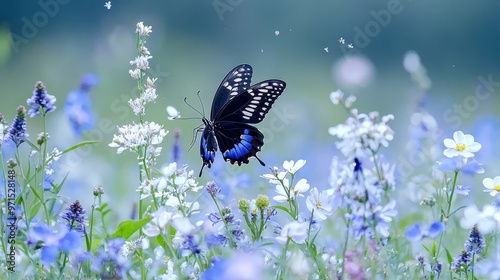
[306,187,336,220]
[483,176,500,197]
[104,1,111,10]
[330,90,344,105]
[143,207,175,237]
[276,221,308,244]
[283,159,306,174]
[443,131,482,158]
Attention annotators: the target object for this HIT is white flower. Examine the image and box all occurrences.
[143,207,175,237]
[109,122,168,155]
[273,178,310,203]
[136,22,152,36]
[483,176,500,197]
[142,86,157,103]
[329,110,394,160]
[289,250,311,276]
[330,90,344,105]
[172,217,195,235]
[273,179,290,203]
[306,187,335,220]
[443,131,481,158]
[129,97,144,115]
[276,221,308,244]
[104,1,111,9]
[130,55,152,70]
[344,95,356,108]
[283,159,306,174]
[129,69,141,79]
[460,204,500,234]
[166,106,181,120]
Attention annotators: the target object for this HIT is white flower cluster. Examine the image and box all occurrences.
[109,122,167,166]
[129,77,158,116]
[329,109,394,160]
[138,162,201,203]
[128,22,157,116]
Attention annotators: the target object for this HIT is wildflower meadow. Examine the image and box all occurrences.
[2,3,500,280]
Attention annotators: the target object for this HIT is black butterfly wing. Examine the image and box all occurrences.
[214,80,286,124]
[214,122,265,166]
[211,64,253,120]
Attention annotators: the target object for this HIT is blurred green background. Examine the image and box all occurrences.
[1,1,499,218]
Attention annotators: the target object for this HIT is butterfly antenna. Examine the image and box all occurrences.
[196,91,206,117]
[184,97,204,118]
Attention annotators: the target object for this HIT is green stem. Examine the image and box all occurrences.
[0,149,8,262]
[445,171,459,218]
[210,195,235,248]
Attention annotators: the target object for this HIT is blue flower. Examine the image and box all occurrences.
[436,156,484,175]
[43,176,53,191]
[451,250,471,272]
[205,233,227,247]
[455,185,471,196]
[6,105,28,147]
[64,73,99,136]
[405,221,445,242]
[60,200,87,233]
[27,223,82,266]
[202,254,263,280]
[93,238,129,279]
[27,81,56,118]
[465,225,485,255]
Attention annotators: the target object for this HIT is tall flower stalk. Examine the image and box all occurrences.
[109,21,165,280]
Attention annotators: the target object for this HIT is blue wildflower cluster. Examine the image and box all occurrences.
[6,105,28,147]
[26,81,56,118]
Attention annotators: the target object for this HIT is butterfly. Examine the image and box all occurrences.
[199,64,286,176]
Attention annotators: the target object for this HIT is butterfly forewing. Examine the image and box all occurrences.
[210,64,253,120]
[214,80,286,124]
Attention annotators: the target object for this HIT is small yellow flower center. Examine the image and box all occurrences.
[316,201,322,207]
[456,143,466,151]
[494,185,500,191]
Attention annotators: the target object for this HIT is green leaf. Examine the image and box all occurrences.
[29,202,42,221]
[25,139,40,152]
[156,235,167,249]
[445,248,453,264]
[272,205,292,216]
[422,244,431,253]
[112,218,151,240]
[60,141,100,156]
[431,241,436,256]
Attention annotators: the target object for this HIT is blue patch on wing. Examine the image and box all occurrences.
[201,134,215,162]
[223,129,254,160]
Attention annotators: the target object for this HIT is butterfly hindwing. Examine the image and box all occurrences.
[199,124,217,176]
[214,123,265,166]
[211,64,253,120]
[214,80,286,124]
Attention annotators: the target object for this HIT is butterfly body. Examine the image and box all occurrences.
[199,64,286,176]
